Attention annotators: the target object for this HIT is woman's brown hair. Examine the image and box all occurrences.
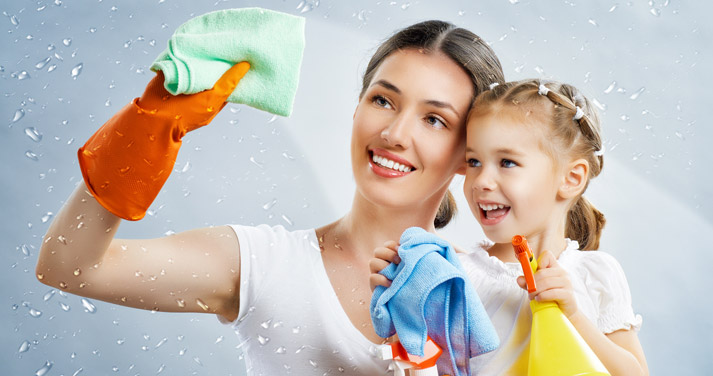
[361,20,505,229]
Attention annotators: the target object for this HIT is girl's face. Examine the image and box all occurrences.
[463,110,567,244]
[351,49,473,211]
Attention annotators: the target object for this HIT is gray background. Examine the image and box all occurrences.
[2,0,710,375]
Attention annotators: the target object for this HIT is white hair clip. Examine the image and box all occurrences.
[538,83,550,96]
[594,144,605,157]
[573,106,584,121]
[489,82,500,90]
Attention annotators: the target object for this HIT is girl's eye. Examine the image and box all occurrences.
[501,159,518,168]
[372,95,392,109]
[467,158,481,168]
[425,115,446,129]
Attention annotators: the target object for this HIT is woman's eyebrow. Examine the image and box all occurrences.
[372,79,460,117]
[372,79,401,94]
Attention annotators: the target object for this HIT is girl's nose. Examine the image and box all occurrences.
[470,167,497,191]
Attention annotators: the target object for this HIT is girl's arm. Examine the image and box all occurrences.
[524,251,649,376]
[36,182,242,321]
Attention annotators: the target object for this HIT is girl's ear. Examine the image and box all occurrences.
[558,159,589,199]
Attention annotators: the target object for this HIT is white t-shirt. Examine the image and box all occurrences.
[460,239,642,376]
[225,224,391,376]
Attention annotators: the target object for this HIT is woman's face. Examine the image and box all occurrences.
[351,49,474,212]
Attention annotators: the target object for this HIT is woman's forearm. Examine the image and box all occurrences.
[36,181,121,291]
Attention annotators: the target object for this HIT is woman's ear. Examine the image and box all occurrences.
[455,162,467,176]
[558,159,589,199]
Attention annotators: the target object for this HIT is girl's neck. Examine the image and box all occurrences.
[487,228,569,263]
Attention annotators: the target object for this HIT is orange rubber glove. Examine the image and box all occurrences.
[78,62,250,220]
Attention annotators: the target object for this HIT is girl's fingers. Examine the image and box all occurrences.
[374,246,401,264]
[536,250,558,269]
[369,257,392,274]
[369,273,392,291]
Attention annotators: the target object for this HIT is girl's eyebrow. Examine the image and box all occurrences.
[466,146,524,156]
[372,79,461,118]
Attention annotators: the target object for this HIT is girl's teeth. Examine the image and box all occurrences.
[372,154,412,172]
[479,203,507,211]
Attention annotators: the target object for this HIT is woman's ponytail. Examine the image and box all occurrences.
[566,196,606,250]
[434,190,457,229]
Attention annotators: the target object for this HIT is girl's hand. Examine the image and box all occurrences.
[517,250,579,317]
[369,240,401,291]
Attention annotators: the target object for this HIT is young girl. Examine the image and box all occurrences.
[371,79,648,375]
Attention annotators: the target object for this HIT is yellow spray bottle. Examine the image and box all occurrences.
[512,235,610,376]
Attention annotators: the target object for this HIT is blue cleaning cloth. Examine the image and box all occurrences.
[370,227,499,376]
[150,8,305,117]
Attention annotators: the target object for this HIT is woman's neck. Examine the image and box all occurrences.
[333,191,442,258]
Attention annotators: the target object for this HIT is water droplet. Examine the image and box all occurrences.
[675,131,685,140]
[262,199,277,210]
[275,346,286,354]
[155,338,167,348]
[609,4,618,12]
[11,108,26,123]
[59,302,70,311]
[620,115,630,121]
[176,298,185,308]
[156,364,165,374]
[292,326,300,334]
[15,70,30,80]
[588,19,598,27]
[192,357,203,366]
[592,98,607,111]
[401,3,411,10]
[257,335,269,345]
[196,298,209,311]
[62,38,72,46]
[73,268,82,276]
[43,290,56,301]
[29,308,43,317]
[21,244,31,256]
[71,63,83,79]
[629,87,645,100]
[41,212,53,223]
[35,57,51,70]
[72,367,83,376]
[35,361,53,376]
[281,214,293,226]
[180,161,191,173]
[47,64,57,72]
[179,348,187,356]
[18,340,31,353]
[650,8,660,17]
[603,82,616,95]
[25,127,43,142]
[338,366,345,372]
[508,0,520,4]
[37,273,44,280]
[10,14,19,26]
[81,298,97,313]
[57,235,67,244]
[282,152,295,160]
[249,156,264,169]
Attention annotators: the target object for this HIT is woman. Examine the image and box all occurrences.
[36,20,504,374]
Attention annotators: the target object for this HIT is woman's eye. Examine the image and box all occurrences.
[425,115,446,129]
[372,95,391,108]
[501,159,518,168]
[467,158,481,167]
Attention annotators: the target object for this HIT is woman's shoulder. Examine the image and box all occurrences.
[229,224,318,250]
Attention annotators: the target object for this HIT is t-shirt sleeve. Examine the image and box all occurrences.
[583,252,643,334]
[225,224,287,324]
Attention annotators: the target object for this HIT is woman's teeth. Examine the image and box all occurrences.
[372,154,412,172]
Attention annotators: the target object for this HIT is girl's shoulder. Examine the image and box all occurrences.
[558,239,628,281]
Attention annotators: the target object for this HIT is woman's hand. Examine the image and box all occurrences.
[517,250,579,317]
[369,240,400,291]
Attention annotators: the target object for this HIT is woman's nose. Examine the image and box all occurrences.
[380,112,413,148]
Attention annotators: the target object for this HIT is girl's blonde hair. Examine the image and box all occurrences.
[471,79,605,250]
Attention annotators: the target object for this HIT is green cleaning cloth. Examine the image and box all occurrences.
[150,8,305,117]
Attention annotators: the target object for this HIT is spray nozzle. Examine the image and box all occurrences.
[512,235,537,293]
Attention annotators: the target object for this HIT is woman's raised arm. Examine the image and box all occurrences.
[36,182,242,321]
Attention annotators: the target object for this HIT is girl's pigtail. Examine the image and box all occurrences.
[566,195,606,250]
